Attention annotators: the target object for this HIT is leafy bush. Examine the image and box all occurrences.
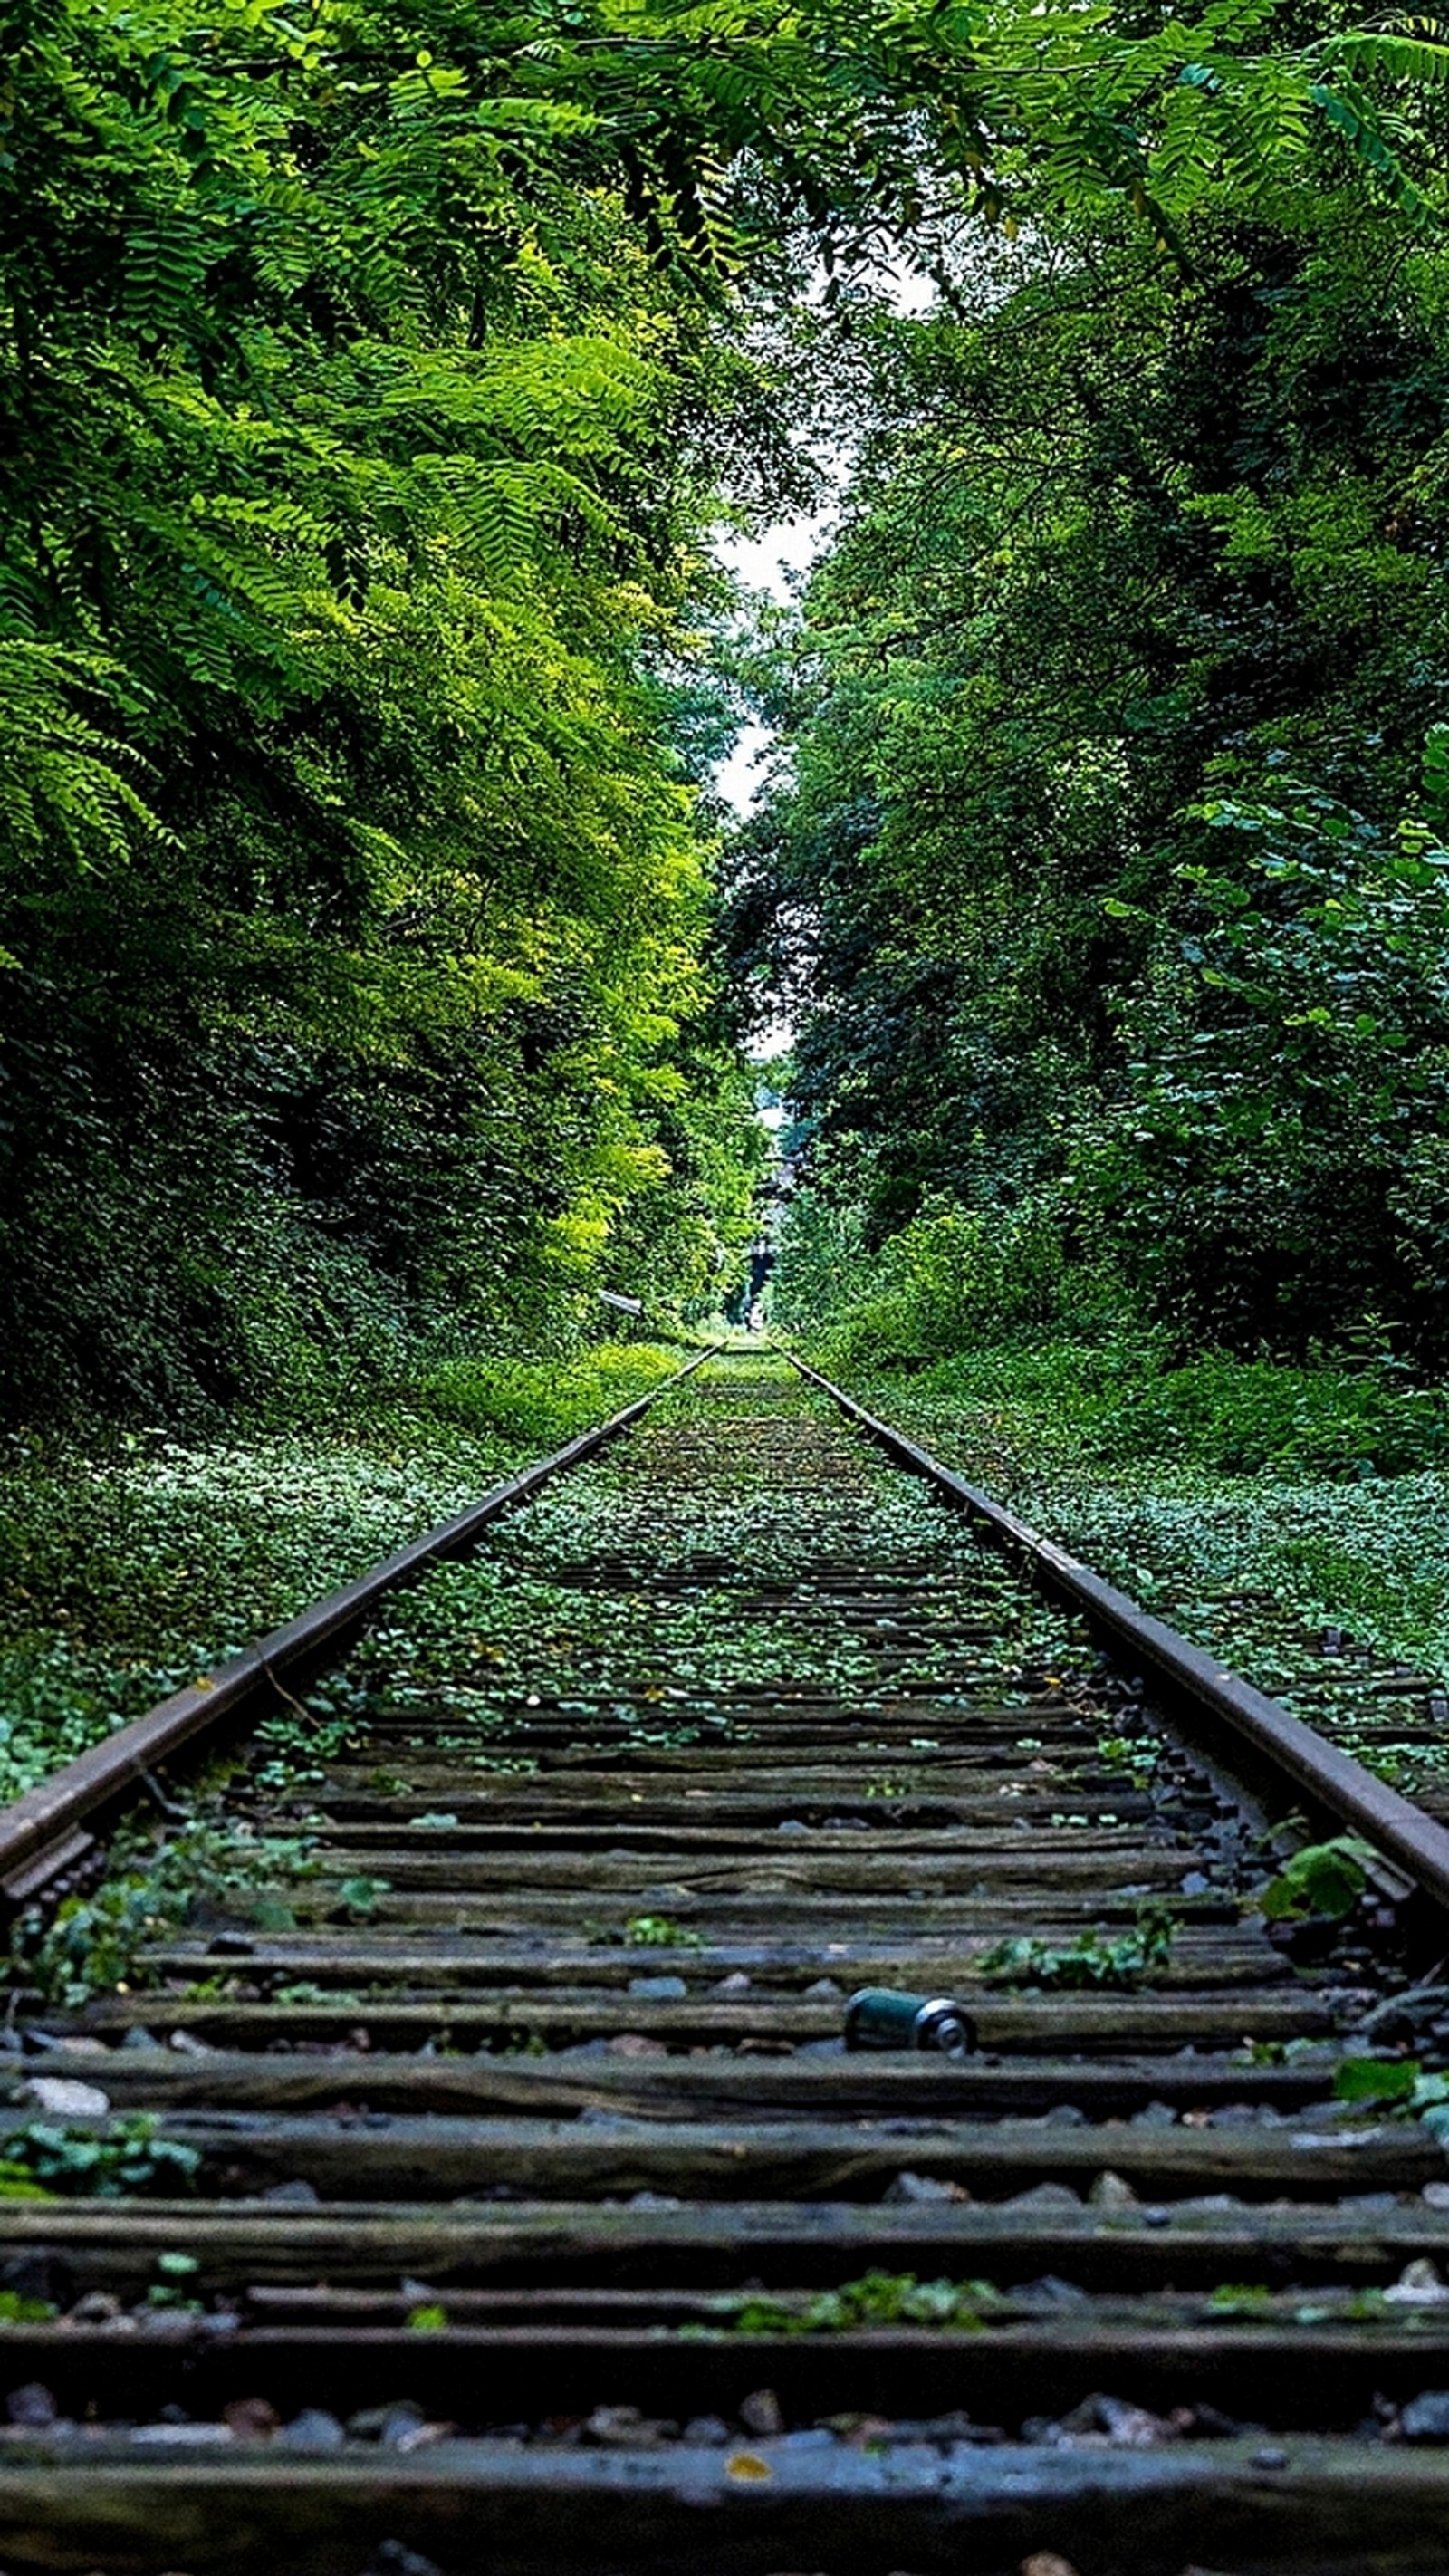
[833,1340,1449,1734]
[845,1335,1449,1482]
[774,1192,1089,1368]
[13,1813,317,2006]
[414,1346,683,1449]
[1075,775,1449,1362]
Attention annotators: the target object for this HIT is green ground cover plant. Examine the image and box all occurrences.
[0,1343,683,1805]
[12,1808,321,2004]
[707,2273,1004,2335]
[808,1339,1449,1721]
[980,1904,1177,1991]
[0,2116,199,2199]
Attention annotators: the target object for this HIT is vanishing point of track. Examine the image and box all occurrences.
[1,1352,1449,2572]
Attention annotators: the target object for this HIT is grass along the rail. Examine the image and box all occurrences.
[14,1356,1117,2009]
[824,1338,1449,1780]
[0,1343,684,1810]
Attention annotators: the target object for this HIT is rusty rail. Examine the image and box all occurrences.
[789,1351,1449,1915]
[0,1349,715,1904]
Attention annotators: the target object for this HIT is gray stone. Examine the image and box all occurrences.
[349,2402,422,2441]
[277,2409,346,2451]
[1,2251,72,2309]
[682,2416,733,2445]
[5,2384,54,2429]
[379,2402,429,2447]
[364,2546,444,2576]
[131,2421,233,2446]
[586,2406,670,2448]
[882,2170,964,2205]
[1015,2275,1090,2312]
[628,1975,688,2000]
[1399,2391,1449,2442]
[68,2291,122,2325]
[20,2077,109,2117]
[739,2388,784,2437]
[1098,2396,1168,2446]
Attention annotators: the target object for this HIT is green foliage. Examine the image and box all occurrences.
[817,1338,1449,1750]
[0,2291,59,2322]
[715,2272,1000,2335]
[0,0,783,1422]
[624,1913,704,1947]
[0,2116,199,2199]
[5,0,1444,1412]
[335,1876,390,1921]
[1205,2283,1275,2316]
[980,1904,1176,1989]
[735,168,1449,1370]
[774,1193,1080,1364]
[1077,784,1449,1356]
[0,1342,681,1802]
[1253,1835,1373,1922]
[1409,2071,1449,2142]
[1334,2054,1421,2103]
[411,1347,684,1451]
[1096,1735,1159,1782]
[12,1812,317,2006]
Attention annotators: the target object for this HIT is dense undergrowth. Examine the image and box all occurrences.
[0,1341,683,1809]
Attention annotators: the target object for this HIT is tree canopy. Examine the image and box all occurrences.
[5,0,1449,1409]
[740,168,1449,1364]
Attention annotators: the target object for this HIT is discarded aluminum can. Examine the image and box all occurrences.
[843,1985,976,2058]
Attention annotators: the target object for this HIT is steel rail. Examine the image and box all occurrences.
[2,1348,1449,2569]
[787,1350,1449,1916]
[0,1348,715,1903]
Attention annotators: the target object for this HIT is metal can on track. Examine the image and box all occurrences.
[843,1985,977,2057]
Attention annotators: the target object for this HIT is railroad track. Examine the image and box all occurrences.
[1,1351,1449,2572]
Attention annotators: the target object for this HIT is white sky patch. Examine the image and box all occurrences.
[717,512,830,601]
[715,716,774,815]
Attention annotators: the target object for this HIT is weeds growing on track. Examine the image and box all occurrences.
[836,1340,1449,1728]
[0,1344,682,1803]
